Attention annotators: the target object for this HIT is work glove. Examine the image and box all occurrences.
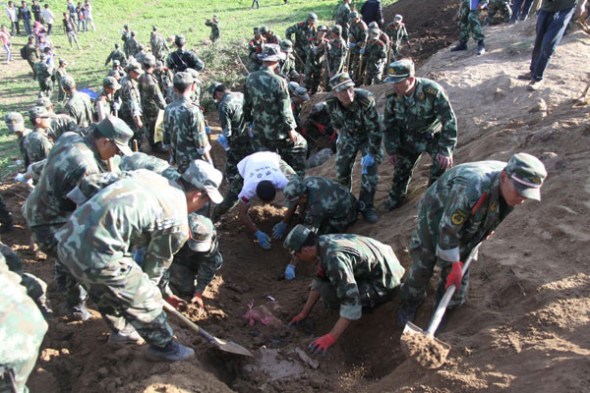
[359,48,365,55]
[284,264,296,281]
[255,230,271,250]
[348,42,356,49]
[289,310,308,326]
[445,261,464,291]
[165,294,187,310]
[217,134,230,151]
[309,333,336,355]
[191,291,204,308]
[361,154,375,175]
[272,221,288,239]
[14,173,27,183]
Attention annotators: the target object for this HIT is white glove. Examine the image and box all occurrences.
[14,173,27,183]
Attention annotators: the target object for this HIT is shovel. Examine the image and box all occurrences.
[163,301,253,357]
[400,243,482,368]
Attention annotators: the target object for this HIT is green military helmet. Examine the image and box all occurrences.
[283,224,311,254]
[329,72,355,93]
[125,62,144,75]
[187,213,215,252]
[280,39,293,52]
[283,177,307,201]
[384,59,415,83]
[505,153,547,201]
[4,112,25,133]
[307,12,318,22]
[349,11,359,20]
[181,160,224,204]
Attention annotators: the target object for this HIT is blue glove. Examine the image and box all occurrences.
[255,230,271,250]
[348,42,356,49]
[285,264,296,281]
[359,48,365,54]
[217,134,230,151]
[205,126,211,135]
[272,221,288,239]
[361,154,375,175]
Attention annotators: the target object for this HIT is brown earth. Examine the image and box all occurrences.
[2,1,590,392]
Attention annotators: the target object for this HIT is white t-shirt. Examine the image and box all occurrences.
[237,152,288,204]
[42,8,54,24]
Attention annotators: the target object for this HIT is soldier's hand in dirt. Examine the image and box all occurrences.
[445,261,464,291]
[165,294,187,310]
[255,230,272,250]
[436,153,453,169]
[308,333,336,355]
[289,310,308,326]
[272,221,288,239]
[191,291,205,309]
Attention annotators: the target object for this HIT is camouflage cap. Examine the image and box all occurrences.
[369,28,380,38]
[317,25,328,32]
[181,160,223,204]
[187,213,215,252]
[258,44,286,62]
[283,177,307,201]
[35,96,52,109]
[505,153,547,201]
[173,71,194,88]
[28,106,51,121]
[4,112,25,132]
[307,12,318,22]
[385,59,415,83]
[280,39,293,52]
[142,54,157,67]
[394,14,403,21]
[332,25,342,35]
[283,224,312,253]
[185,68,200,80]
[103,76,121,90]
[329,72,355,93]
[174,34,186,47]
[349,11,358,20]
[294,86,309,101]
[61,75,76,90]
[125,62,144,75]
[95,115,134,156]
[368,21,379,29]
[113,59,121,66]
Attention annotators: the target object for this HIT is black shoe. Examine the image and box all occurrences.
[380,198,401,212]
[396,300,423,328]
[477,40,486,55]
[450,42,467,52]
[361,208,379,224]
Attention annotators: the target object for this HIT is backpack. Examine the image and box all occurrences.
[20,45,27,59]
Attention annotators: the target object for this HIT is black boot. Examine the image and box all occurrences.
[477,40,486,55]
[451,42,468,52]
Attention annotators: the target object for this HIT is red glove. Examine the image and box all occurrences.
[289,311,308,326]
[191,292,204,309]
[165,294,187,310]
[308,333,336,355]
[445,261,464,291]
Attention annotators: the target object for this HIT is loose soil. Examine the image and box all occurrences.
[2,1,590,392]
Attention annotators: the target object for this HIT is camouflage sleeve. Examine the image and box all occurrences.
[325,97,344,130]
[302,208,322,233]
[190,52,205,71]
[152,84,167,110]
[382,95,400,155]
[218,102,232,138]
[324,254,363,320]
[143,228,188,284]
[129,88,142,118]
[433,90,458,157]
[67,171,134,205]
[163,107,171,145]
[362,96,382,157]
[278,78,297,131]
[195,243,223,293]
[104,51,112,66]
[285,24,296,41]
[190,108,210,152]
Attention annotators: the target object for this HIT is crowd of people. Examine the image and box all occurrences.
[3,0,588,391]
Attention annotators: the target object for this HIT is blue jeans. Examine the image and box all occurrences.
[23,18,32,35]
[510,0,534,22]
[530,7,576,82]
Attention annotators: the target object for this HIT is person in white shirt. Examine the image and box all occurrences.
[5,1,19,36]
[41,3,54,35]
[83,0,95,31]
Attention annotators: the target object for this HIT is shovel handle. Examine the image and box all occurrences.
[162,301,217,345]
[425,243,482,337]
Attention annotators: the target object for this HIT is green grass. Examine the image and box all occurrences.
[0,0,399,177]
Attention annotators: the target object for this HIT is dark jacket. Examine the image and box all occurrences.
[360,0,384,27]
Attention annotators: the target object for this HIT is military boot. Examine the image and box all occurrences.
[146,339,195,362]
[361,208,379,224]
[477,40,486,56]
[450,42,468,51]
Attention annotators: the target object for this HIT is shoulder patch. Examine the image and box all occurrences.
[356,89,374,108]
[451,210,467,226]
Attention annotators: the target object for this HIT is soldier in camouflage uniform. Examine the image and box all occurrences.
[285,225,405,354]
[54,58,69,103]
[326,25,348,81]
[34,53,53,97]
[348,12,368,84]
[451,0,487,55]
[396,154,547,327]
[485,0,512,24]
[134,45,148,66]
[127,30,140,58]
[279,39,300,83]
[150,26,169,62]
[273,176,358,240]
[22,35,39,79]
[209,82,255,183]
[139,54,167,151]
[335,0,352,41]
[109,59,126,81]
[244,44,308,177]
[362,28,387,86]
[121,24,131,57]
[287,82,310,133]
[205,15,220,42]
[96,76,122,122]
[154,61,174,103]
[24,106,53,165]
[104,43,128,67]
[325,72,382,223]
[0,251,48,393]
[382,59,458,211]
[119,62,144,148]
[62,75,94,128]
[301,101,336,155]
[119,152,180,181]
[304,25,328,95]
[166,35,205,73]
[247,27,264,72]
[23,116,134,321]
[4,112,32,170]
[163,72,211,173]
[285,13,318,71]
[384,15,411,61]
[56,160,223,360]
[35,97,79,140]
[261,25,281,45]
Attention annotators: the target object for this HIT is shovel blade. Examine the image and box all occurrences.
[209,335,254,357]
[400,322,451,369]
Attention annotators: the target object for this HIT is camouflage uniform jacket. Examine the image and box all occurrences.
[305,37,327,69]
[349,19,368,53]
[244,66,297,141]
[217,91,246,141]
[247,37,263,71]
[23,132,112,228]
[48,114,78,140]
[416,161,512,266]
[23,43,39,62]
[121,30,131,56]
[327,37,348,76]
[16,129,32,168]
[291,176,358,232]
[23,129,53,165]
[163,96,210,173]
[119,75,142,120]
[325,89,382,156]
[166,49,205,72]
[127,36,140,57]
[96,90,119,121]
[384,22,409,52]
[205,20,220,41]
[312,234,405,320]
[363,38,387,65]
[150,32,169,61]
[104,49,127,66]
[120,152,180,181]
[279,54,299,81]
[65,91,94,128]
[285,21,316,52]
[54,67,68,100]
[34,61,52,85]
[56,170,189,284]
[139,72,167,118]
[383,77,457,158]
[335,3,352,26]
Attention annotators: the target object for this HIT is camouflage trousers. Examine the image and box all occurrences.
[67,257,174,348]
[253,134,308,177]
[302,199,358,235]
[213,158,297,219]
[363,59,386,86]
[0,298,48,393]
[386,142,446,208]
[225,136,256,184]
[311,278,397,312]
[38,78,52,98]
[486,0,512,24]
[399,229,475,308]
[143,111,160,147]
[348,52,365,85]
[29,224,88,310]
[120,112,143,151]
[27,60,36,79]
[335,135,381,212]
[294,47,307,73]
[304,63,324,95]
[458,5,485,43]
